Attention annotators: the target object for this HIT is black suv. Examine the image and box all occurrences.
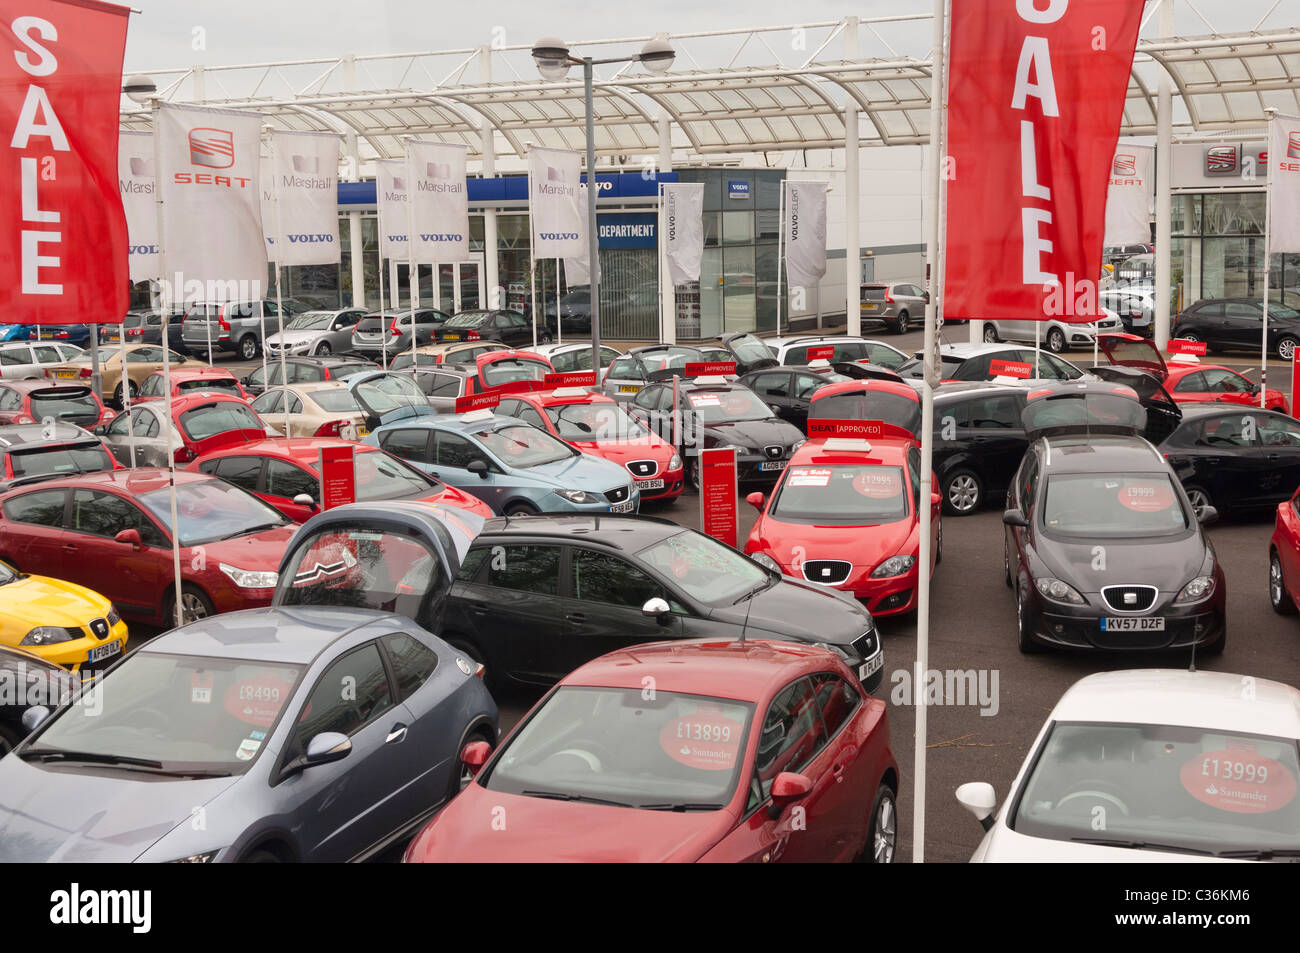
[240,355,377,397]
[441,514,884,691]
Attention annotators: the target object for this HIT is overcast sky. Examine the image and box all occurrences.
[123,0,1292,72]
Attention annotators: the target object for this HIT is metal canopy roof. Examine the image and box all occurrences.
[120,20,1300,162]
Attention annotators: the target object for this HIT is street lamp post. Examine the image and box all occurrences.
[532,37,674,374]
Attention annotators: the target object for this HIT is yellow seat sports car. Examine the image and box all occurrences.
[0,562,128,670]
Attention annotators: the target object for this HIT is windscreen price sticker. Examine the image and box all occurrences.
[688,393,722,408]
[660,706,743,771]
[1118,482,1175,512]
[1180,748,1297,814]
[224,673,296,728]
[788,467,832,487]
[854,469,902,498]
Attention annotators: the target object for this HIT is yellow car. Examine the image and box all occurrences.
[0,562,128,670]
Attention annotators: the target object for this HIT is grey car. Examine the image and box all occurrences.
[351,309,448,361]
[265,308,368,358]
[0,604,498,862]
[860,281,929,333]
[181,298,310,361]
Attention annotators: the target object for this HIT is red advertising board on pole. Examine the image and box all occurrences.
[454,391,501,413]
[684,361,738,377]
[807,418,886,440]
[543,371,598,388]
[699,447,738,548]
[318,445,356,510]
[1167,339,1208,356]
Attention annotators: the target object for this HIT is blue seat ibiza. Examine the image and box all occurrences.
[362,412,639,517]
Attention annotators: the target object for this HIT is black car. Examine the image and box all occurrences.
[1172,298,1300,361]
[0,645,71,754]
[600,344,709,401]
[434,309,551,347]
[1003,387,1225,655]
[440,514,883,692]
[627,376,806,488]
[0,423,116,492]
[898,343,1086,382]
[101,309,189,354]
[711,331,779,374]
[739,364,850,430]
[1159,404,1300,520]
[240,355,377,397]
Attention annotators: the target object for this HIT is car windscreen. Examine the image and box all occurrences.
[308,389,363,413]
[9,443,113,479]
[27,652,303,774]
[728,333,774,365]
[771,464,910,524]
[1011,721,1300,857]
[809,391,921,435]
[636,530,769,606]
[481,358,550,388]
[475,424,574,468]
[355,315,395,332]
[176,379,241,397]
[328,363,373,380]
[545,402,646,441]
[278,526,445,621]
[685,388,772,424]
[354,375,428,414]
[139,479,288,546]
[179,402,264,440]
[1022,392,1145,437]
[639,347,701,375]
[286,312,334,331]
[29,388,98,425]
[443,311,491,328]
[787,341,869,364]
[1041,472,1190,538]
[483,686,754,811]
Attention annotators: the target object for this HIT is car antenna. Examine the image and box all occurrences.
[1188,627,1197,674]
[738,573,755,647]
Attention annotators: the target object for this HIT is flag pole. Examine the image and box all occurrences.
[117,329,137,467]
[267,127,291,436]
[404,138,420,373]
[556,258,563,346]
[151,96,185,629]
[1262,108,1277,409]
[777,181,786,336]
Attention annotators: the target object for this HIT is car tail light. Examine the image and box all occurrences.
[101,408,116,423]
[2,456,11,479]
[172,445,195,464]
[314,420,345,437]
[389,319,401,334]
[473,662,485,679]
[128,327,144,337]
[55,331,69,339]
[12,414,33,425]
[466,330,480,341]
[79,367,92,378]
[885,288,894,303]
[218,310,231,334]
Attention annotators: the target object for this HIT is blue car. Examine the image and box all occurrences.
[30,324,94,347]
[362,412,640,516]
[0,325,34,342]
[0,604,498,862]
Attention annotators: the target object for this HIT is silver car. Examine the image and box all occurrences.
[979,308,1125,353]
[351,309,448,362]
[860,281,929,333]
[529,342,621,374]
[1099,288,1156,336]
[0,604,497,862]
[265,308,368,358]
[181,298,310,361]
[0,341,83,380]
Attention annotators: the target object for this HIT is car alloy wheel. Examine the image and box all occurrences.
[1184,486,1212,522]
[944,470,981,515]
[982,324,999,343]
[316,342,331,356]
[870,786,896,863]
[895,312,909,334]
[1278,337,1298,362]
[1046,328,1066,353]
[239,335,259,360]
[1179,331,1200,343]
[180,592,210,624]
[1004,536,1012,588]
[1270,552,1296,615]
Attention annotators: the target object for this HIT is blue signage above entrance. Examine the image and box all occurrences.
[597,213,657,249]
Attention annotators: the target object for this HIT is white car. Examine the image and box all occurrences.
[765,334,909,371]
[956,669,1300,862]
[979,308,1125,353]
[0,341,84,381]
[529,341,621,374]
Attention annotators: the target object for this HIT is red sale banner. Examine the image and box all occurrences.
[1168,339,1208,356]
[684,361,737,377]
[318,445,355,510]
[944,0,1143,323]
[454,391,500,413]
[1,1,132,324]
[543,371,597,388]
[699,447,738,548]
[989,359,1034,378]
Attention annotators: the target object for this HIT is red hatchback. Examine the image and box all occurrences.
[0,380,115,429]
[135,366,252,402]
[1270,485,1300,617]
[404,639,899,863]
[0,469,294,625]
[496,388,685,501]
[1098,333,1290,414]
[190,437,494,523]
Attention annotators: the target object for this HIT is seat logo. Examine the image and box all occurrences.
[189,128,235,169]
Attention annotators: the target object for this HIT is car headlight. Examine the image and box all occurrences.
[791,439,806,453]
[168,850,220,863]
[555,489,600,504]
[668,453,682,471]
[218,563,279,589]
[812,641,852,663]
[106,606,121,627]
[871,555,916,578]
[750,552,782,573]
[21,626,80,646]
[1035,577,1086,605]
[1174,575,1216,604]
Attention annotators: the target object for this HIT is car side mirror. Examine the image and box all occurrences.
[467,459,489,479]
[21,705,50,733]
[304,731,352,767]
[955,781,998,831]
[1198,505,1219,525]
[114,528,143,551]
[292,493,318,510]
[746,491,765,510]
[460,740,492,777]
[768,771,814,820]
[641,596,672,624]
[930,492,942,507]
[1002,509,1029,528]
[93,425,107,436]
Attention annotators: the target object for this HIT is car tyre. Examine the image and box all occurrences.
[1045,327,1067,353]
[239,335,259,361]
[857,783,897,863]
[982,324,999,344]
[1270,551,1297,616]
[503,501,539,517]
[315,342,332,356]
[1183,485,1213,522]
[686,458,701,494]
[942,469,982,516]
[162,585,216,629]
[1277,336,1299,362]
[1016,582,1041,654]
[112,380,137,407]
[1003,537,1012,589]
[240,849,281,863]
[894,312,910,335]
[539,331,554,345]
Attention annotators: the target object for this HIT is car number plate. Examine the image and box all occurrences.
[858,654,884,681]
[759,460,786,471]
[862,303,878,310]
[635,478,664,490]
[610,500,635,513]
[618,384,642,394]
[1100,617,1165,631]
[89,640,121,663]
[54,370,77,378]
[443,333,461,341]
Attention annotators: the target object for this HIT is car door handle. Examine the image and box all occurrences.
[468,604,488,616]
[385,724,408,744]
[566,611,587,623]
[62,543,77,553]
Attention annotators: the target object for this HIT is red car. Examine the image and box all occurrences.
[0,380,115,429]
[135,366,252,402]
[744,432,940,616]
[495,388,685,501]
[1098,333,1289,414]
[189,436,494,523]
[0,469,295,625]
[471,350,555,397]
[1270,485,1300,617]
[403,638,899,863]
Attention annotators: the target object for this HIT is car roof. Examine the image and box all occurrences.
[283,355,374,367]
[0,422,95,447]
[560,638,843,702]
[0,379,95,393]
[933,381,1027,402]
[1036,434,1166,472]
[142,606,412,665]
[149,366,236,379]
[1052,669,1300,738]
[169,392,252,412]
[1173,403,1286,421]
[0,466,212,495]
[810,378,920,403]
[517,389,614,408]
[937,342,1028,358]
[627,344,702,356]
[198,436,376,462]
[405,412,520,435]
[475,513,685,550]
[797,435,913,466]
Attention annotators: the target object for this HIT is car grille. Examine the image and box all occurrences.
[763,445,784,460]
[803,560,852,585]
[626,459,658,478]
[89,618,109,640]
[851,628,879,662]
[604,486,630,503]
[1101,585,1158,613]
